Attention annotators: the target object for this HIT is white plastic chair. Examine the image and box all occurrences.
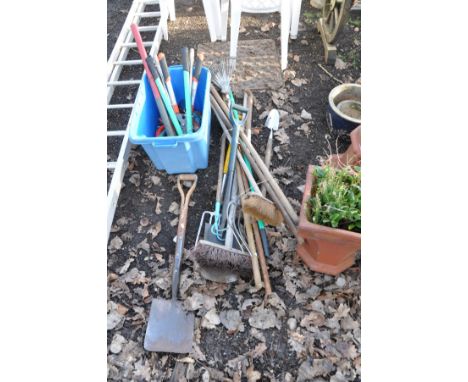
[202,0,302,70]
[202,0,230,41]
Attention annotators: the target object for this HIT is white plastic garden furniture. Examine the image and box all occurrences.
[168,0,175,21]
[202,0,230,41]
[202,0,302,70]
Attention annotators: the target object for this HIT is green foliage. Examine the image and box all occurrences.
[342,49,360,71]
[303,11,320,25]
[348,17,361,28]
[307,166,361,232]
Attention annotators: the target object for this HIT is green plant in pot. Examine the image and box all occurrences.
[297,164,361,275]
[307,165,361,231]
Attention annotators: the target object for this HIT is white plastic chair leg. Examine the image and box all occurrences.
[160,0,169,40]
[210,0,223,40]
[230,1,242,59]
[220,0,229,41]
[168,0,176,21]
[280,0,291,69]
[202,0,221,42]
[290,0,302,39]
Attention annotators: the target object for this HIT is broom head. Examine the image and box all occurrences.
[241,192,283,226]
[189,240,252,277]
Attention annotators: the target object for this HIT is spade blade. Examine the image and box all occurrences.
[144,299,194,353]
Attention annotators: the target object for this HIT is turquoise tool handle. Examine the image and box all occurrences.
[155,77,183,135]
[228,91,239,120]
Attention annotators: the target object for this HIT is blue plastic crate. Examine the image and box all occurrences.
[129,65,211,174]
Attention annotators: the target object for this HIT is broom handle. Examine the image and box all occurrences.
[242,90,271,258]
[211,87,298,224]
[220,116,239,231]
[220,103,249,231]
[236,162,262,289]
[251,208,272,296]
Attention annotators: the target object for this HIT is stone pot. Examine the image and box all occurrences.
[296,165,361,275]
[326,83,361,133]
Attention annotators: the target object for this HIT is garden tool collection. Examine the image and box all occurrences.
[191,103,254,283]
[131,23,204,136]
[137,61,300,354]
[144,175,197,354]
[210,85,299,236]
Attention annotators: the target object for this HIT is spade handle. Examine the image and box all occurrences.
[172,175,197,300]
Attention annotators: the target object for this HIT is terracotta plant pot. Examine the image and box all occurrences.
[296,165,361,275]
[327,125,361,168]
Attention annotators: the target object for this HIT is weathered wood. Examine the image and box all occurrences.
[317,18,337,65]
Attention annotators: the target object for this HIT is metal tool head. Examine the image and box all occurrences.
[265,109,280,132]
[144,298,194,353]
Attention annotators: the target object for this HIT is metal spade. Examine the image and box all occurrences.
[144,174,197,353]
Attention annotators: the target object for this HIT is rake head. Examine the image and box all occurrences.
[210,56,237,94]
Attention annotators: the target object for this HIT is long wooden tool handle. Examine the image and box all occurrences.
[211,86,298,224]
[236,162,262,289]
[172,175,197,300]
[244,90,254,141]
[252,215,272,296]
[261,133,273,195]
[239,166,270,294]
[211,95,298,236]
[210,97,261,194]
[243,90,271,259]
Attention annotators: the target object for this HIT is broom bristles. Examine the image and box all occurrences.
[189,241,252,275]
[242,193,283,226]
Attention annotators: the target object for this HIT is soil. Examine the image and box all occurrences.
[108,1,361,381]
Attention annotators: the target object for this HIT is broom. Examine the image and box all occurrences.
[190,105,253,281]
